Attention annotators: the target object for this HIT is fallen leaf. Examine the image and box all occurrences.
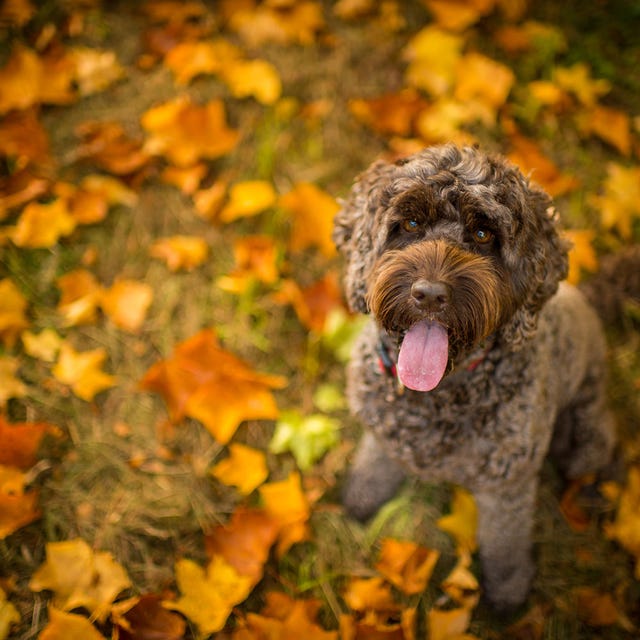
[440,551,479,608]
[218,180,277,223]
[0,278,29,347]
[0,0,35,27]
[100,279,154,332]
[436,487,478,553]
[210,444,269,494]
[0,587,20,640]
[161,163,207,194]
[563,230,598,285]
[423,0,495,32]
[375,538,440,595]
[56,269,104,326]
[204,507,280,585]
[217,235,280,293]
[193,177,229,220]
[70,46,125,96]
[589,162,640,239]
[342,577,399,613]
[222,58,282,105]
[280,182,339,256]
[259,471,311,555]
[112,594,186,640]
[11,198,76,248]
[38,607,104,640]
[270,410,340,470]
[29,538,131,623]
[52,342,117,401]
[0,471,40,539]
[339,609,416,640]
[140,328,285,442]
[141,96,240,167]
[164,38,242,85]
[574,587,620,627]
[0,357,27,408]
[553,62,610,107]
[0,168,50,218]
[0,108,52,171]
[150,235,209,271]
[579,105,631,156]
[0,415,56,469]
[0,45,42,114]
[164,556,253,636]
[427,607,474,640]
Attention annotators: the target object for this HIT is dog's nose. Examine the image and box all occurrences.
[410,280,450,312]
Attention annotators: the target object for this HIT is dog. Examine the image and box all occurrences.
[333,143,617,611]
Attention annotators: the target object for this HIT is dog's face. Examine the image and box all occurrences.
[334,144,569,391]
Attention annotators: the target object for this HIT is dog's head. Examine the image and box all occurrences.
[333,144,569,391]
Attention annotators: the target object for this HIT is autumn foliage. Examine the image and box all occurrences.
[1,0,640,639]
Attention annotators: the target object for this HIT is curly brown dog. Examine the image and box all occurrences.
[333,144,617,611]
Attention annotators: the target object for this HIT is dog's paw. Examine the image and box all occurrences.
[342,465,406,522]
[481,558,535,614]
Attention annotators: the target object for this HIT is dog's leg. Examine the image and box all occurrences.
[343,431,406,521]
[473,477,538,612]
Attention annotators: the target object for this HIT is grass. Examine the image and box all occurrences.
[2,1,640,638]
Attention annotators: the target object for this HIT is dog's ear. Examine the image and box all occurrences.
[498,171,570,348]
[333,160,398,313]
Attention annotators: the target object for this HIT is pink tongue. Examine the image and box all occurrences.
[397,320,449,392]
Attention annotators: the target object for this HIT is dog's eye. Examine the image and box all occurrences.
[402,219,420,233]
[472,228,494,244]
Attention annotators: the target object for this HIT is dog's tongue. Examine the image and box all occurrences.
[397,320,449,392]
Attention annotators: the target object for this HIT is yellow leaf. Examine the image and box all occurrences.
[141,96,240,167]
[38,607,104,640]
[553,62,611,107]
[56,269,103,326]
[580,105,632,156]
[375,538,440,595]
[211,443,268,495]
[70,46,124,96]
[590,162,640,239]
[0,45,42,114]
[563,230,598,285]
[100,279,153,332]
[217,235,280,293]
[415,98,479,146]
[0,587,20,640]
[423,0,495,32]
[440,551,479,608]
[53,342,116,401]
[0,356,27,408]
[150,235,209,272]
[165,556,253,636]
[436,487,478,553]
[21,329,62,362]
[259,471,311,556]
[0,278,29,347]
[0,466,40,539]
[164,38,242,85]
[342,577,399,613]
[219,180,277,223]
[427,607,473,640]
[29,538,131,623]
[279,182,339,257]
[222,59,282,105]
[12,198,76,248]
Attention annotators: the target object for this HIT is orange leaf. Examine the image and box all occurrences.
[580,105,632,156]
[100,279,153,332]
[161,163,207,194]
[0,484,40,539]
[210,444,269,495]
[0,108,52,171]
[221,58,282,105]
[150,235,209,271]
[52,342,117,401]
[38,607,104,640]
[574,587,620,627]
[205,506,279,585]
[56,269,103,326]
[0,415,56,470]
[217,235,280,293]
[280,182,339,257]
[141,96,240,167]
[0,356,27,408]
[427,607,473,640]
[423,0,495,32]
[343,577,399,613]
[0,278,29,348]
[12,198,76,248]
[563,230,598,285]
[259,471,311,556]
[375,538,440,595]
[164,38,242,85]
[0,45,42,114]
[553,63,610,107]
[219,180,277,223]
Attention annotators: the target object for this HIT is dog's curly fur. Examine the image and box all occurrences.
[333,144,617,611]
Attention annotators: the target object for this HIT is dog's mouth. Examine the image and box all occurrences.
[397,319,449,392]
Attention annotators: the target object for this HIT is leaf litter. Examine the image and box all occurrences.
[0,0,639,639]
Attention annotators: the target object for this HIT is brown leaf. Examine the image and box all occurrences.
[375,539,440,595]
[0,108,52,172]
[112,594,186,640]
[0,278,29,348]
[0,416,56,470]
[574,587,620,627]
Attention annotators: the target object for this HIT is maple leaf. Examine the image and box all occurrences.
[161,162,208,194]
[204,507,280,586]
[375,538,440,595]
[0,168,49,219]
[218,180,277,223]
[52,342,117,401]
[100,279,154,333]
[217,235,280,293]
[0,45,42,114]
[38,607,104,640]
[163,38,242,85]
[140,328,285,443]
[279,182,339,256]
[589,162,640,239]
[29,538,131,623]
[423,0,495,32]
[440,551,480,609]
[70,46,125,96]
[0,108,52,172]
[427,607,475,640]
[415,98,479,146]
[0,587,20,640]
[150,235,209,271]
[270,410,340,470]
[259,471,311,555]
[193,177,229,220]
[0,278,29,348]
[141,96,240,167]
[403,26,463,97]
[553,62,611,107]
[342,577,399,613]
[579,105,632,156]
[0,356,27,408]
[563,230,598,285]
[222,59,282,105]
[11,198,77,248]
[0,470,40,539]
[210,443,269,495]
[436,486,478,553]
[165,555,254,636]
[573,587,622,628]
[56,269,104,326]
[0,415,57,469]
[111,594,186,640]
